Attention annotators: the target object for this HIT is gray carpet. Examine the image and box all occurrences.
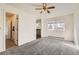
[0,36,79,55]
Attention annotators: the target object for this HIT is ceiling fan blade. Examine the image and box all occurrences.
[35,8,42,10]
[48,6,55,9]
[47,10,50,13]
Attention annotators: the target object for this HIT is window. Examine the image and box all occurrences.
[48,21,65,32]
[48,23,55,30]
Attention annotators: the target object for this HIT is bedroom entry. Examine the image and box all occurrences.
[5,12,18,49]
[36,19,42,39]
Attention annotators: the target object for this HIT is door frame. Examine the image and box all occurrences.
[36,19,42,39]
[5,12,19,49]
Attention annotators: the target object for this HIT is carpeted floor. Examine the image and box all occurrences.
[0,36,79,55]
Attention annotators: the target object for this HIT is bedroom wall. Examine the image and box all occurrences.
[74,10,79,48]
[41,14,74,41]
[0,4,36,52]
[0,8,5,52]
[40,9,79,38]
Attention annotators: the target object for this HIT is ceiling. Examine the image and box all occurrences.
[6,3,79,10]
[5,3,79,14]
[7,3,79,7]
[4,3,79,19]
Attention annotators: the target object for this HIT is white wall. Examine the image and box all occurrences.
[47,14,74,41]
[64,14,74,41]
[0,8,5,52]
[41,14,74,41]
[73,9,79,48]
[18,13,36,45]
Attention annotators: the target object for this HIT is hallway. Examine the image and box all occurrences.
[6,39,17,49]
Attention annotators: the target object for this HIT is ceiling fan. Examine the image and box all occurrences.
[35,3,55,13]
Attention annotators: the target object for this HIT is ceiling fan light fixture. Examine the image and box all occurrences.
[40,10,42,13]
[35,3,55,14]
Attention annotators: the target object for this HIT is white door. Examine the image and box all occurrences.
[12,15,18,46]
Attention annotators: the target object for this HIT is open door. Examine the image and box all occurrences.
[36,19,41,39]
[5,12,18,49]
[12,15,18,46]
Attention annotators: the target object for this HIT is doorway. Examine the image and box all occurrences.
[5,12,18,49]
[36,19,42,39]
